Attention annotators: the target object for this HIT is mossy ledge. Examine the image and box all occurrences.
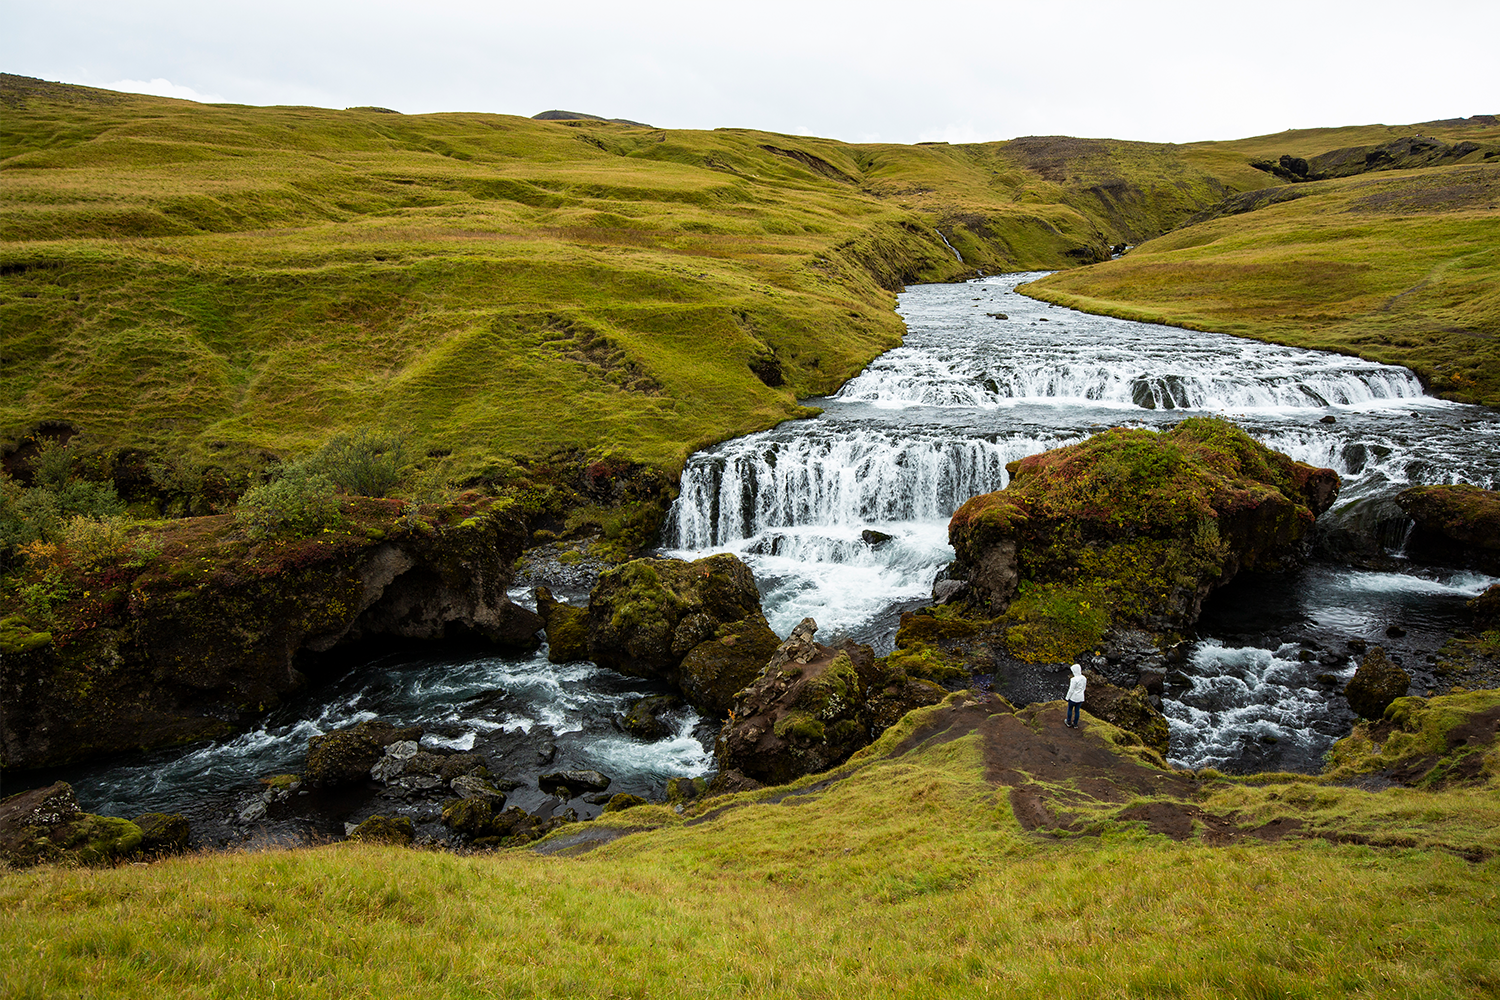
[946,417,1339,662]
[0,495,536,770]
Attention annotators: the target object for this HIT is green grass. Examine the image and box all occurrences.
[4,698,1499,998]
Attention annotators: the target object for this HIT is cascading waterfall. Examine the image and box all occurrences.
[666,271,1500,772]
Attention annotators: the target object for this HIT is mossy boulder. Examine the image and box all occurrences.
[677,616,784,715]
[717,618,945,786]
[620,694,682,740]
[1081,671,1170,758]
[947,418,1339,657]
[348,814,416,846]
[534,585,590,662]
[585,553,778,714]
[1344,647,1411,720]
[601,793,648,813]
[0,781,143,867]
[1472,585,1500,630]
[132,812,190,855]
[306,719,423,787]
[1396,484,1500,573]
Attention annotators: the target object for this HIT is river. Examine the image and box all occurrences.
[35,272,1500,841]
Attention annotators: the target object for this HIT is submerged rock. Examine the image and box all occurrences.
[620,694,682,740]
[1344,647,1411,720]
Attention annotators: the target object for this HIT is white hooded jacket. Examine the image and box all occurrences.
[1065,663,1087,703]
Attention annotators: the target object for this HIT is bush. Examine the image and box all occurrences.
[62,515,133,569]
[235,467,341,538]
[302,428,411,498]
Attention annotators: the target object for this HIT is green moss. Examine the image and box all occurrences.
[1324,689,1500,783]
[1003,582,1109,664]
[773,711,827,744]
[0,616,52,654]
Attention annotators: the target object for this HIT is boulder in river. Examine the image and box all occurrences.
[133,812,191,855]
[620,694,683,740]
[1396,484,1500,574]
[306,719,422,786]
[716,618,945,786]
[1344,647,1411,720]
[947,417,1340,659]
[539,769,612,796]
[348,814,416,846]
[585,553,779,714]
[534,585,590,662]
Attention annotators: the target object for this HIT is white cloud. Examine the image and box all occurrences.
[105,78,226,104]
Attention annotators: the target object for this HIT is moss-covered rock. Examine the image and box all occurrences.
[947,418,1338,660]
[585,553,778,714]
[1344,647,1412,720]
[306,720,422,787]
[601,793,648,813]
[677,616,783,715]
[1396,484,1500,573]
[132,812,190,855]
[1,498,536,770]
[0,781,143,867]
[348,814,416,846]
[534,585,590,663]
[717,618,945,786]
[619,694,682,740]
[1081,671,1170,758]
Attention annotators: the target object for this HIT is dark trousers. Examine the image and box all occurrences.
[1066,700,1081,727]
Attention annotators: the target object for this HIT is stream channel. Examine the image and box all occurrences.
[33,273,1500,846]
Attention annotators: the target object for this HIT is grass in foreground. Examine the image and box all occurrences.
[4,697,1498,998]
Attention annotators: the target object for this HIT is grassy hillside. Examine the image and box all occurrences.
[4,691,1498,998]
[16,79,1484,481]
[1025,120,1500,406]
[0,75,1234,481]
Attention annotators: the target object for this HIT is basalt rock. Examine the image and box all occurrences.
[1345,647,1411,720]
[585,553,779,714]
[539,769,612,795]
[0,500,538,770]
[306,719,423,787]
[1081,671,1170,759]
[534,585,590,662]
[0,781,143,867]
[716,618,945,786]
[1472,585,1500,630]
[348,814,416,846]
[1396,484,1500,574]
[947,418,1339,658]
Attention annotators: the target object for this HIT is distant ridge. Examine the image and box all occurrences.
[533,108,652,128]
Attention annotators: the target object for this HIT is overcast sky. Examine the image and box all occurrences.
[3,0,1495,145]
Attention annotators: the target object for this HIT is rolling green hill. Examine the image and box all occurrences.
[17,78,1492,483]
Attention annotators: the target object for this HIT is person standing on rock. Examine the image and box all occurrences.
[1065,663,1086,728]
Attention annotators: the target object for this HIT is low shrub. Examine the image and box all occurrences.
[234,467,342,538]
[302,428,411,498]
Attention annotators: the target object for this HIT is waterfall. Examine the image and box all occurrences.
[934,229,964,263]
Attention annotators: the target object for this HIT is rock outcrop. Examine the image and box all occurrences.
[0,499,538,770]
[715,618,946,787]
[1081,671,1170,759]
[1396,484,1500,574]
[0,781,143,867]
[947,418,1339,659]
[585,554,780,714]
[306,720,423,787]
[1344,647,1411,720]
[534,586,590,662]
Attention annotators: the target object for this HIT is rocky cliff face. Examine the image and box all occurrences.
[1396,484,1500,575]
[946,418,1339,658]
[0,498,539,770]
